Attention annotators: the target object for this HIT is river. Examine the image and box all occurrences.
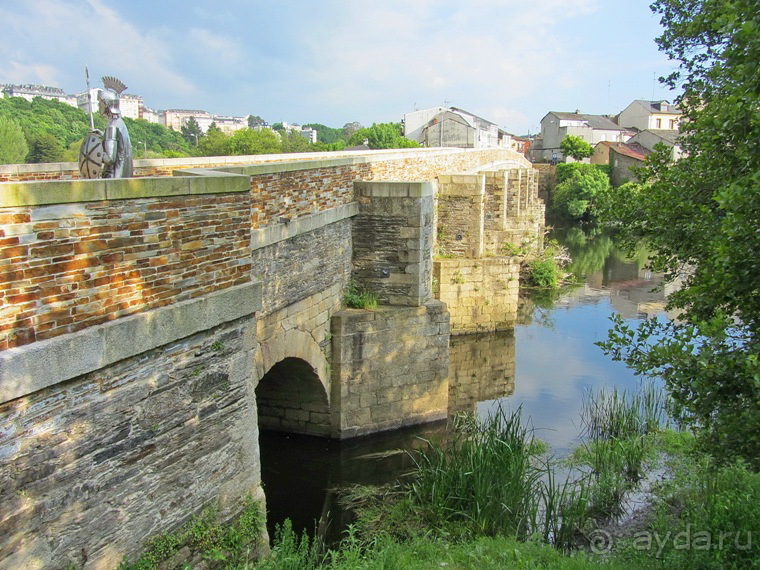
[259,226,674,544]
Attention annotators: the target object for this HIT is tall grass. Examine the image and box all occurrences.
[580,382,667,441]
[410,406,543,539]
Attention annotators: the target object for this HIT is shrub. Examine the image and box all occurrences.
[343,280,379,310]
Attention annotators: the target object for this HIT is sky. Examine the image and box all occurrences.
[0,0,679,135]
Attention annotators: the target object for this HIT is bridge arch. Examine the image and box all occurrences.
[254,328,332,437]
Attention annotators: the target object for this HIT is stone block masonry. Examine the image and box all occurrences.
[330,301,450,438]
[352,181,435,306]
[435,258,521,333]
[0,313,264,569]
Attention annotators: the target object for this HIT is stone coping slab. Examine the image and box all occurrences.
[0,281,262,404]
[0,172,250,207]
[251,202,359,250]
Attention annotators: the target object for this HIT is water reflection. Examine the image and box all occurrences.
[260,226,674,543]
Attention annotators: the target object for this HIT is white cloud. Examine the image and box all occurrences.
[0,0,196,97]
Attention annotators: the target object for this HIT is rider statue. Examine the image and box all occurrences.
[78,75,133,179]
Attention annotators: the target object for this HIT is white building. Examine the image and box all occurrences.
[162,109,212,131]
[537,112,632,162]
[2,84,77,107]
[404,106,510,149]
[187,115,248,135]
[76,89,141,119]
[618,100,681,132]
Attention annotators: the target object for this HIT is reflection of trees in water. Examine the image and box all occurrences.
[553,226,649,283]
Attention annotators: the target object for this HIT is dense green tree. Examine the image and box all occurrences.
[0,116,29,164]
[247,114,267,128]
[228,128,282,155]
[560,134,594,161]
[599,0,760,468]
[303,123,344,144]
[195,128,230,156]
[180,116,203,146]
[342,121,363,140]
[27,133,64,163]
[552,163,611,220]
[123,118,191,157]
[280,131,313,153]
[348,122,420,149]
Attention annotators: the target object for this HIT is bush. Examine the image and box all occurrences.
[553,165,611,221]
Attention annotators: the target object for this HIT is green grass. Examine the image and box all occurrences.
[343,280,379,310]
[118,496,265,569]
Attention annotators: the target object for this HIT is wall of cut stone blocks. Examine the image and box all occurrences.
[0,177,252,350]
[436,174,485,259]
[352,181,435,307]
[434,258,521,333]
[0,316,265,569]
[330,301,450,438]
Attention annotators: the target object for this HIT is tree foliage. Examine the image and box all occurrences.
[553,163,611,220]
[348,122,420,149]
[599,0,760,468]
[228,128,281,155]
[560,134,594,161]
[27,133,64,163]
[0,116,29,164]
[180,116,203,146]
[0,97,191,161]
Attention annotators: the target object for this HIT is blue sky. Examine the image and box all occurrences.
[0,0,678,134]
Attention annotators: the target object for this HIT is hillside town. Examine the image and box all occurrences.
[1,81,680,185]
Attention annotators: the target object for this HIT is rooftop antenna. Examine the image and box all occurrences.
[444,100,453,109]
[607,80,611,113]
[652,72,657,100]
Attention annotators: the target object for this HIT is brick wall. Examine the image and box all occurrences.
[0,182,251,350]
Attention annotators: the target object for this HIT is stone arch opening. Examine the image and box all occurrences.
[255,357,331,437]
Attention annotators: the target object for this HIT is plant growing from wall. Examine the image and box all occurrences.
[343,280,379,310]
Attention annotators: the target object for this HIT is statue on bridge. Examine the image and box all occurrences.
[78,74,133,179]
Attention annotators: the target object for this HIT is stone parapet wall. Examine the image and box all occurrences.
[330,301,450,438]
[0,176,251,350]
[0,311,264,569]
[434,258,520,333]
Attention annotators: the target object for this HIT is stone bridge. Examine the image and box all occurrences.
[0,147,543,568]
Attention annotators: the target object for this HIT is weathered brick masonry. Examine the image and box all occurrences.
[0,181,251,350]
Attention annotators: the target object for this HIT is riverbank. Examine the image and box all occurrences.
[118,392,758,569]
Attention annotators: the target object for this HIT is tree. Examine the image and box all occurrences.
[247,114,266,128]
[228,128,281,155]
[181,116,203,146]
[552,163,611,220]
[560,134,594,161]
[0,116,29,164]
[342,121,363,140]
[27,133,64,163]
[196,128,230,156]
[599,0,760,468]
[348,122,420,149]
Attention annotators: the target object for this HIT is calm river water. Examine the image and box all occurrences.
[259,226,673,543]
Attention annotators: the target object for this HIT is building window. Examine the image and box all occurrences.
[655,118,662,128]
[670,119,676,129]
